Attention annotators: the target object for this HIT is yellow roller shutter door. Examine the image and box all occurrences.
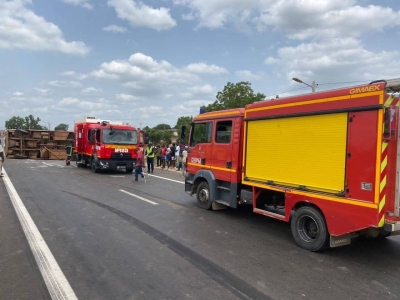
[245,113,348,194]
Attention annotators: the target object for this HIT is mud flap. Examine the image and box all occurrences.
[330,234,352,248]
[212,202,227,210]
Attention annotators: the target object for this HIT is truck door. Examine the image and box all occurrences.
[188,121,213,172]
[212,119,234,182]
[75,124,83,153]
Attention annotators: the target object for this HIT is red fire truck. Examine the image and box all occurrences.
[74,117,147,173]
[184,79,400,251]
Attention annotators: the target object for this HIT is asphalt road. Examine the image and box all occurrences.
[1,159,400,300]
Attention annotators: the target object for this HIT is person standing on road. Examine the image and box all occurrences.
[133,148,144,182]
[170,143,176,168]
[145,143,155,173]
[0,140,4,177]
[161,144,167,169]
[182,146,188,177]
[156,145,162,167]
[175,143,180,169]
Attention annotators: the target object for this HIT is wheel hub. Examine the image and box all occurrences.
[199,188,209,203]
[299,215,319,241]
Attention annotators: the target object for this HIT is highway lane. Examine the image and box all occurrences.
[2,158,400,300]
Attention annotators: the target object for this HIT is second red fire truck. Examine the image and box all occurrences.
[74,117,147,173]
[184,79,400,251]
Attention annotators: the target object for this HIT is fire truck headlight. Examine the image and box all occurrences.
[99,161,109,168]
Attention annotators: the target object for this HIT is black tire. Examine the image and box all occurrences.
[16,129,29,135]
[378,230,391,239]
[291,206,329,251]
[196,181,212,210]
[91,158,99,173]
[126,168,133,173]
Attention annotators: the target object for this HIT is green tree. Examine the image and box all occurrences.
[202,81,265,112]
[147,129,173,145]
[54,123,69,130]
[174,116,192,144]
[153,123,171,130]
[5,116,25,129]
[5,115,45,129]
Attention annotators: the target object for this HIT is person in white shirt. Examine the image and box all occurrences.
[181,146,188,177]
[0,141,4,177]
[175,144,181,170]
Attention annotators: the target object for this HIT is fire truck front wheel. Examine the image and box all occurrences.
[196,181,212,210]
[91,158,100,173]
[291,206,329,252]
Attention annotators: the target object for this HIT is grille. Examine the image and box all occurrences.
[111,153,132,160]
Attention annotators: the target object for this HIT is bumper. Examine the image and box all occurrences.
[384,221,400,233]
[98,159,135,170]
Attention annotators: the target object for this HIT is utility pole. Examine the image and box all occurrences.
[292,77,317,93]
[42,121,51,130]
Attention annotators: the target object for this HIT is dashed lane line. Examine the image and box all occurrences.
[119,189,159,205]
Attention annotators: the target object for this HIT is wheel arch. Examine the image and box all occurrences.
[290,201,329,232]
[192,170,218,202]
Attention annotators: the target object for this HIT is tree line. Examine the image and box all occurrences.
[4,81,265,145]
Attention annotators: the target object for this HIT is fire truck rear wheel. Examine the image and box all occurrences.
[196,181,212,210]
[291,206,329,252]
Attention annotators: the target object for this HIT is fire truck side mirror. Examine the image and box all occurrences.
[109,125,115,135]
[383,107,394,135]
[180,126,186,139]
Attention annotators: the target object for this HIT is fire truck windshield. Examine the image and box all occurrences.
[102,129,137,145]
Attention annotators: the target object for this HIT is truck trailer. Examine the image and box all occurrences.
[74,117,147,173]
[184,79,400,251]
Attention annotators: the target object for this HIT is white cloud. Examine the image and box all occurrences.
[256,2,400,40]
[91,53,200,92]
[13,91,24,96]
[185,62,228,75]
[55,97,119,114]
[235,70,264,81]
[62,0,93,10]
[269,38,400,86]
[82,87,102,94]
[264,57,279,65]
[174,0,400,40]
[59,71,88,80]
[34,88,52,96]
[115,94,138,101]
[107,0,176,31]
[59,71,76,76]
[47,80,83,88]
[0,0,91,55]
[103,25,127,33]
[173,0,267,29]
[187,84,215,95]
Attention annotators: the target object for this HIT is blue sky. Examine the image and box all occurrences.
[1,0,400,130]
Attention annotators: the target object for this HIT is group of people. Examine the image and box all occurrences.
[133,142,188,182]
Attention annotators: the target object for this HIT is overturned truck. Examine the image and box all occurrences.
[4,129,74,160]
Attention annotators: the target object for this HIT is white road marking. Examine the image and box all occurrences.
[1,168,78,300]
[111,176,125,178]
[42,162,65,168]
[119,189,159,205]
[150,174,184,184]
